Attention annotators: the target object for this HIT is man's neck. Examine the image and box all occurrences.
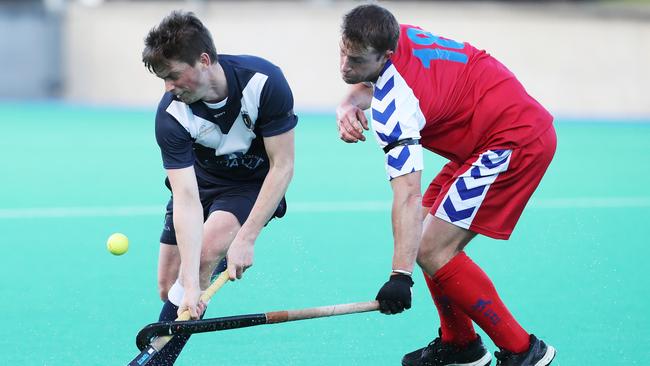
[202,62,228,103]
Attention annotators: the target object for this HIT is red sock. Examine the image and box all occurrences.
[423,272,477,346]
[431,251,530,353]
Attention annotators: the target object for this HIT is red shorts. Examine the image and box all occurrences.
[423,125,556,239]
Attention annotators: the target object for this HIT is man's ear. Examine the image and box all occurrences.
[199,53,212,67]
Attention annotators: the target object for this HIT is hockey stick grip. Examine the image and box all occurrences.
[266,300,379,323]
[158,270,230,337]
[176,271,230,321]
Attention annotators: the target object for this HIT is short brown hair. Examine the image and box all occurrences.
[142,11,217,74]
[341,4,399,53]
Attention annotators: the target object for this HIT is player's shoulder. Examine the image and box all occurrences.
[219,55,285,86]
[155,92,190,129]
[220,54,285,79]
[156,92,176,113]
[399,23,420,33]
[397,23,420,42]
[397,23,480,56]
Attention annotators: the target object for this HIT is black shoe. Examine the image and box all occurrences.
[402,333,492,366]
[494,335,556,366]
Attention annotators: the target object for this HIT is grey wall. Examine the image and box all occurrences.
[0,2,62,99]
[3,1,650,118]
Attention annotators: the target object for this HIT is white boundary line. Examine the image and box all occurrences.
[0,197,649,219]
[529,197,650,209]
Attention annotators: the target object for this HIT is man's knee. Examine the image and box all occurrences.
[158,281,172,302]
[417,215,476,273]
[158,243,180,301]
[200,245,228,266]
[157,275,177,303]
[417,243,454,273]
[201,211,240,265]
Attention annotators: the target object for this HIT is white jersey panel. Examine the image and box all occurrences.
[371,62,426,180]
[165,72,270,158]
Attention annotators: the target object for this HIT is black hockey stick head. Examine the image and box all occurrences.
[136,321,174,351]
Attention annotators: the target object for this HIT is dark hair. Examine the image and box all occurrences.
[341,4,399,53]
[142,10,217,74]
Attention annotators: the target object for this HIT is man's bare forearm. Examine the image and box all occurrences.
[390,171,423,274]
[174,195,204,288]
[342,83,373,110]
[238,163,293,241]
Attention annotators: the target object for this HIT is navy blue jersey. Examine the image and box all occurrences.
[155,55,298,184]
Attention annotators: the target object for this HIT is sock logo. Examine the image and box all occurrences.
[471,298,501,326]
[435,295,455,317]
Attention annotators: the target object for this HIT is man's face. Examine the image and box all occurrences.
[339,39,391,84]
[156,58,208,104]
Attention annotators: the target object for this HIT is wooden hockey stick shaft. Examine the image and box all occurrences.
[135,300,380,347]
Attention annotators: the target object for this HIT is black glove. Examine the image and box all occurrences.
[375,273,414,315]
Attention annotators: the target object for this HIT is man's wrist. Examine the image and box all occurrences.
[385,272,414,287]
[391,269,413,277]
[237,222,261,242]
[180,273,200,289]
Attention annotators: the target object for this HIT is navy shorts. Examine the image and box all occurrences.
[160,177,287,245]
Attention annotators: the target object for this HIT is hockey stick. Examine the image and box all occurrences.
[135,300,380,351]
[127,271,229,366]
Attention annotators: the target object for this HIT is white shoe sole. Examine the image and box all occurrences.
[533,345,556,366]
[449,352,492,366]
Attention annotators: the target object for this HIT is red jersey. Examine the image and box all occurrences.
[371,24,552,180]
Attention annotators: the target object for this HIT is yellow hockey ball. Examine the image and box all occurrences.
[107,233,129,255]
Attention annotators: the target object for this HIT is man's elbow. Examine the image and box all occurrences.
[271,159,294,182]
[392,172,422,204]
[405,191,422,207]
[174,186,200,203]
[282,165,294,185]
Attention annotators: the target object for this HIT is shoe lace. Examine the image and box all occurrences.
[494,349,513,365]
[425,337,444,353]
[419,337,448,366]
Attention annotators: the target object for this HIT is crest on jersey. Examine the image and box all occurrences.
[241,111,253,130]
